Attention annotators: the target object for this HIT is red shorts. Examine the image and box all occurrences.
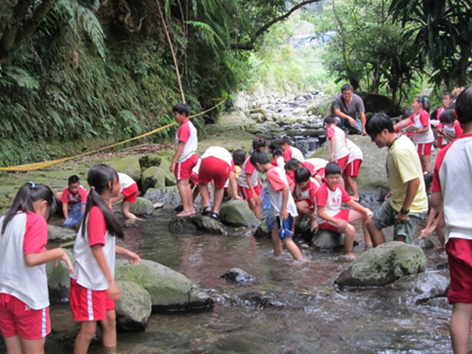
[417,142,433,156]
[189,171,199,186]
[319,209,350,232]
[335,155,350,171]
[239,184,261,200]
[70,279,115,322]
[446,238,472,304]
[344,159,362,178]
[314,167,325,178]
[121,183,138,203]
[174,153,198,181]
[0,294,50,340]
[198,156,231,189]
[297,199,315,213]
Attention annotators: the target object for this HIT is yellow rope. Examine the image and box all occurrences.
[0,99,226,172]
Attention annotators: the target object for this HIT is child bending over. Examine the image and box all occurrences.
[293,167,320,233]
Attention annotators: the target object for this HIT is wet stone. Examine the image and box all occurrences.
[411,238,436,249]
[221,268,255,283]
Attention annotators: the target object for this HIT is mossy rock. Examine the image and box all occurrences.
[47,248,74,302]
[219,200,261,228]
[139,154,162,169]
[115,281,152,331]
[141,166,166,192]
[48,225,76,242]
[129,197,154,217]
[107,156,141,182]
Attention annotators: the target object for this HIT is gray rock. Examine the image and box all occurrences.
[312,230,345,250]
[141,166,166,191]
[253,218,270,239]
[144,186,181,204]
[285,129,304,136]
[115,259,214,312]
[376,271,450,306]
[411,238,436,250]
[129,197,154,217]
[249,113,265,123]
[335,241,427,287]
[219,200,261,228]
[115,281,152,331]
[168,215,227,235]
[48,225,76,241]
[107,156,141,182]
[221,268,255,283]
[47,249,74,302]
[139,154,162,169]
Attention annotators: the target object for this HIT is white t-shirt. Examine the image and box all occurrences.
[316,183,351,217]
[201,146,232,166]
[238,157,259,188]
[346,139,364,163]
[305,158,328,173]
[410,110,434,144]
[175,120,198,163]
[266,167,298,217]
[118,173,136,190]
[327,125,349,160]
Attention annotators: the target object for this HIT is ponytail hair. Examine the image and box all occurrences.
[415,96,430,113]
[2,182,54,235]
[81,164,124,239]
[252,137,268,151]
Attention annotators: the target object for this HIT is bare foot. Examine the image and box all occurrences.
[364,243,373,250]
[176,210,197,217]
[293,257,310,266]
[345,252,357,260]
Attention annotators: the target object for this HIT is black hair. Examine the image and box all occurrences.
[341,84,354,92]
[2,182,54,235]
[81,164,124,239]
[324,115,337,125]
[442,92,453,100]
[455,86,472,125]
[439,109,456,124]
[68,175,80,185]
[415,96,430,113]
[294,167,311,183]
[284,158,301,171]
[232,149,246,166]
[365,113,395,137]
[272,148,283,158]
[252,137,268,151]
[250,150,271,166]
[172,103,190,117]
[278,136,292,146]
[325,162,342,176]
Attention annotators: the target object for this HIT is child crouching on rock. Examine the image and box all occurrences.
[316,162,373,259]
[250,150,303,261]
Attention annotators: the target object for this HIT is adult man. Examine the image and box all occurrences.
[365,113,428,246]
[333,84,366,135]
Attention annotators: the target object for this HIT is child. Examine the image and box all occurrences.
[250,150,303,260]
[238,138,268,219]
[293,167,319,233]
[429,85,472,354]
[344,139,364,202]
[394,96,435,173]
[0,182,73,353]
[198,146,240,219]
[55,175,87,219]
[305,157,328,185]
[437,109,463,148]
[278,136,305,163]
[437,92,453,120]
[109,172,139,220]
[170,103,198,217]
[271,148,285,170]
[316,162,373,259]
[284,158,317,190]
[229,149,246,198]
[324,115,350,187]
[71,164,141,354]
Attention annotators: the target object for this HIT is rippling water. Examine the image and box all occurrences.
[6,205,455,354]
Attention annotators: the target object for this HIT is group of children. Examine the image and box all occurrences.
[0,165,141,354]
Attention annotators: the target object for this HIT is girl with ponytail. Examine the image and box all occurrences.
[0,182,73,353]
[71,164,141,354]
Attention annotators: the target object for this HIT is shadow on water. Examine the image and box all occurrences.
[12,204,454,354]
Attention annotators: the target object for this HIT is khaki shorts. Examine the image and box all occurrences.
[372,199,426,243]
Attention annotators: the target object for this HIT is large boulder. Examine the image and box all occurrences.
[335,241,426,287]
[129,197,154,217]
[376,271,450,306]
[48,225,76,241]
[219,200,261,228]
[144,186,181,204]
[115,259,214,312]
[141,166,166,192]
[139,154,162,169]
[107,156,141,182]
[168,215,227,235]
[357,92,401,117]
[312,230,345,250]
[47,249,74,302]
[115,281,152,331]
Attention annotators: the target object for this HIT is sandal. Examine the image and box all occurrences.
[201,205,212,216]
[209,211,219,220]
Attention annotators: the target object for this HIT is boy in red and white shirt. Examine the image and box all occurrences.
[305,157,328,185]
[170,103,198,217]
[278,136,305,163]
[250,150,303,260]
[343,139,364,202]
[316,162,372,259]
[430,86,472,354]
[293,167,320,233]
[324,116,350,189]
[54,175,87,219]
[109,172,138,220]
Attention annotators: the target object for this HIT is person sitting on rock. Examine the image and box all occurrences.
[250,150,303,261]
[316,162,373,259]
[332,84,366,135]
[278,136,305,163]
[293,167,319,233]
[198,146,240,220]
[109,172,139,220]
[55,175,87,219]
